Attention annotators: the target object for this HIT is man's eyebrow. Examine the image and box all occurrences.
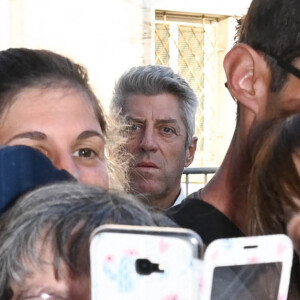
[124,117,178,124]
[77,130,105,141]
[157,119,178,125]
[124,116,145,123]
[6,131,47,143]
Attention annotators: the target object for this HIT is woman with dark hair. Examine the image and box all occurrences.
[247,114,300,236]
[0,48,128,191]
[247,115,300,298]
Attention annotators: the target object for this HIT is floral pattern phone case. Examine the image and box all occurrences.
[90,224,203,300]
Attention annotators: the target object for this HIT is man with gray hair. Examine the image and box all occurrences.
[111,65,198,210]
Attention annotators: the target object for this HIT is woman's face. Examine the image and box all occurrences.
[0,86,109,189]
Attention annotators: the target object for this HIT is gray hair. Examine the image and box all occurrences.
[111,65,198,147]
[0,182,176,298]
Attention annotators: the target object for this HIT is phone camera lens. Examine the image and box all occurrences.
[135,258,164,275]
[135,258,152,275]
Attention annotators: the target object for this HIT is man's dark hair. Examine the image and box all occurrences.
[237,0,300,92]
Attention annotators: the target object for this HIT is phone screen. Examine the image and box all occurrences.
[210,262,282,300]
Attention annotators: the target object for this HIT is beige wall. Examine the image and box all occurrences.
[154,0,250,15]
[7,0,149,109]
[0,0,10,49]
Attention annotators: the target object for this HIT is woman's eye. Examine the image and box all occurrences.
[73,148,96,159]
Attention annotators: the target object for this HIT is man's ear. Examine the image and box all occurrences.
[223,43,271,116]
[185,137,197,167]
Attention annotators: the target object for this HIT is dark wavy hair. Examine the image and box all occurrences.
[248,114,300,236]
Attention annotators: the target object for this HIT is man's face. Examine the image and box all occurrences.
[10,245,90,300]
[124,93,196,209]
[0,86,109,189]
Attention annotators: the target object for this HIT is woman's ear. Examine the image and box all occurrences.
[224,44,271,117]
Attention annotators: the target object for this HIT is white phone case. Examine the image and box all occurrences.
[90,224,204,300]
[201,234,293,300]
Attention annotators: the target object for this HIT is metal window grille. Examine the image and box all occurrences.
[155,11,219,169]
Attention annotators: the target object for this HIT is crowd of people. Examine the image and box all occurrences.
[1,0,300,298]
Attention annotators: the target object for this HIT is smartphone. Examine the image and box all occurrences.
[201,234,293,300]
[90,224,204,300]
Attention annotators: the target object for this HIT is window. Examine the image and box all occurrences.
[155,11,235,168]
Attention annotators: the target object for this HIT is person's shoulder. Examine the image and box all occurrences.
[167,191,215,214]
[166,191,244,245]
